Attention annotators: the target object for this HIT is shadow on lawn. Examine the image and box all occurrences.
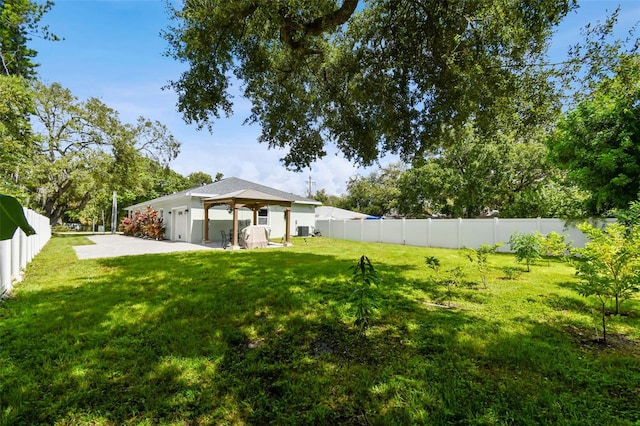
[4,248,639,424]
[1,248,471,424]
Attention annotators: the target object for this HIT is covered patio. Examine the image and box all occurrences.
[202,189,292,250]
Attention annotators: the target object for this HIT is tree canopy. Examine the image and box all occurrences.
[18,82,181,225]
[0,0,58,78]
[339,162,403,217]
[0,75,34,198]
[164,0,574,170]
[548,53,640,214]
[394,123,586,218]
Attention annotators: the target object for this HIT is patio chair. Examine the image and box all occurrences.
[220,230,229,249]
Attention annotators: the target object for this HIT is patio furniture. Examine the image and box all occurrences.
[240,225,270,249]
[220,230,229,249]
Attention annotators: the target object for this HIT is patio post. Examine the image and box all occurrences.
[284,206,292,246]
[202,203,210,244]
[231,203,240,249]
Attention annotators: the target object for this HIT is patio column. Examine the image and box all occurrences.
[231,203,240,249]
[202,204,210,244]
[284,206,292,246]
[252,208,258,225]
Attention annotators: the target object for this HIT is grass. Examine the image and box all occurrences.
[1,235,639,425]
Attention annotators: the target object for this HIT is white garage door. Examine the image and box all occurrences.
[174,209,188,241]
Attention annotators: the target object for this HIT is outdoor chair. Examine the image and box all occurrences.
[220,230,229,249]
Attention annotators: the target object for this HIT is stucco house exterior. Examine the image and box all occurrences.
[124,177,320,246]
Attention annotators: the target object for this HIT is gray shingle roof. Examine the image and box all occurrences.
[126,177,320,209]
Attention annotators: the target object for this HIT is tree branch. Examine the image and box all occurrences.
[279,0,358,50]
[304,0,358,36]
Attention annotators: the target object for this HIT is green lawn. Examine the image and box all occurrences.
[1,235,639,425]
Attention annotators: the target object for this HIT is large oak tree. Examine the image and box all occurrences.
[22,82,181,225]
[164,0,574,170]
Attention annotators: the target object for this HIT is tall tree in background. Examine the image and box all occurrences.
[164,0,573,170]
[20,82,181,225]
[0,75,34,198]
[339,163,403,217]
[186,171,213,187]
[397,123,588,218]
[0,0,58,78]
[548,52,640,214]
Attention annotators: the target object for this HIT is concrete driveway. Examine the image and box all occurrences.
[73,234,218,260]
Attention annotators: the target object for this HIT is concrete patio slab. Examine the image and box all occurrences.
[73,234,218,260]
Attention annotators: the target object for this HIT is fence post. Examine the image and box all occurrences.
[457,218,463,249]
[427,218,432,247]
[0,240,11,295]
[11,231,20,283]
[494,217,499,245]
[401,218,406,244]
[20,229,27,270]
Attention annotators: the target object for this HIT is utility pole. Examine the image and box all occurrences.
[306,172,315,198]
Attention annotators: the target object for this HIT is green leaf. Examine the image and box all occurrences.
[0,194,36,241]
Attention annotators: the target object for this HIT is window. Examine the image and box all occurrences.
[258,208,268,225]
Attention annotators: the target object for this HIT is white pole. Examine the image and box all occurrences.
[111,191,117,233]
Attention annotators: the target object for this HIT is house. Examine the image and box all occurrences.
[315,206,380,220]
[124,177,320,247]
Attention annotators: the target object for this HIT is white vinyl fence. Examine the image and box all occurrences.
[315,217,615,251]
[0,209,51,297]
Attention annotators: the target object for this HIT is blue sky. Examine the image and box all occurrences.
[30,0,640,197]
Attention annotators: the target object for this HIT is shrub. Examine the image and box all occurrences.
[120,206,165,240]
[501,266,524,280]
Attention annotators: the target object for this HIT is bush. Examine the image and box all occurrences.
[120,206,165,240]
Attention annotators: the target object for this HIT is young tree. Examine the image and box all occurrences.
[508,232,542,272]
[164,0,573,170]
[425,256,464,307]
[573,223,640,316]
[464,243,503,288]
[537,231,572,265]
[350,255,379,337]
